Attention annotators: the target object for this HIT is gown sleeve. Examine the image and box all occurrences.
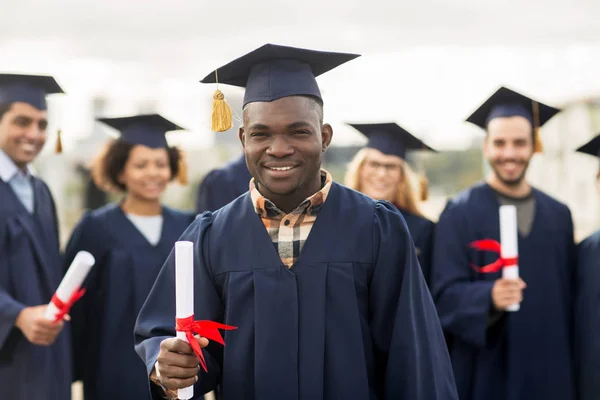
[430,201,496,348]
[575,232,598,400]
[134,212,223,399]
[370,202,458,399]
[64,212,107,381]
[0,219,26,349]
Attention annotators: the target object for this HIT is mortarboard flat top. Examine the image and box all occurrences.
[0,73,64,111]
[466,86,560,130]
[348,122,436,159]
[576,134,600,158]
[201,43,360,107]
[96,114,185,149]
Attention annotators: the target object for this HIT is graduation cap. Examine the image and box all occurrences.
[0,73,66,153]
[348,122,436,201]
[201,43,361,132]
[576,134,600,168]
[466,86,561,153]
[96,113,189,184]
[348,122,436,159]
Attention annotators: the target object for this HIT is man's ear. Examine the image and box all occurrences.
[321,123,333,152]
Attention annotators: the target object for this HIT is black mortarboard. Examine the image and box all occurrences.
[96,114,185,149]
[466,86,561,153]
[0,73,64,111]
[348,122,436,159]
[576,134,600,160]
[201,43,360,132]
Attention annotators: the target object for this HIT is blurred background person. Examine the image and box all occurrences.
[0,73,73,399]
[65,114,196,400]
[195,152,251,213]
[574,134,600,400]
[344,122,436,284]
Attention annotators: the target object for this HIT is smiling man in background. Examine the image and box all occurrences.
[0,74,72,399]
[430,87,576,400]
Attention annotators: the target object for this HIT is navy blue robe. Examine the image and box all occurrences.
[195,154,252,213]
[0,178,72,399]
[575,229,600,400]
[66,203,195,400]
[135,182,458,400]
[398,208,434,286]
[431,182,576,400]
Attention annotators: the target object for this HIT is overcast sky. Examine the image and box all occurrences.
[2,0,600,150]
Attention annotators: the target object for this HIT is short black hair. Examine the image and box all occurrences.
[0,103,13,121]
[242,96,324,126]
[91,139,181,192]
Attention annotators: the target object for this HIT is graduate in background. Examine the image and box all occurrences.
[65,114,196,400]
[0,74,73,399]
[574,134,600,400]
[135,44,457,400]
[344,122,436,285]
[195,153,251,213]
[431,87,576,400]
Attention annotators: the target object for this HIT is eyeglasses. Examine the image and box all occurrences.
[364,159,402,174]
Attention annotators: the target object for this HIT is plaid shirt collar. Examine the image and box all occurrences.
[250,170,332,219]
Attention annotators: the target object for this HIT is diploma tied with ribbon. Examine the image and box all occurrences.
[469,205,520,312]
[44,251,95,323]
[174,241,237,400]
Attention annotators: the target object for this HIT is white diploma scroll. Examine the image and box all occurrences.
[499,205,520,312]
[175,241,194,400]
[44,251,95,321]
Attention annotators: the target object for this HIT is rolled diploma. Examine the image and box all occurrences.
[499,205,520,311]
[175,241,194,400]
[44,251,95,321]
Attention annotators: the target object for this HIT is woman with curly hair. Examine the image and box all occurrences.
[65,114,196,400]
[344,122,436,285]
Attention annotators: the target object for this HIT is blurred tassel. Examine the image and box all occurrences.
[419,175,429,201]
[55,129,63,154]
[177,150,188,185]
[532,101,543,153]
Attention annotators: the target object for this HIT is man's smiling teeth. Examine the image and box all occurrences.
[20,143,36,152]
[268,166,294,171]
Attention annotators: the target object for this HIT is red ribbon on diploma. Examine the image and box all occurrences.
[175,316,237,372]
[469,239,518,273]
[51,288,86,323]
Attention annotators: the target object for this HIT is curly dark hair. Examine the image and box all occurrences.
[91,139,182,192]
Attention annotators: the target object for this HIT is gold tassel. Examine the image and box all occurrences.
[419,175,429,202]
[55,129,63,153]
[532,101,543,153]
[177,150,188,185]
[210,69,232,132]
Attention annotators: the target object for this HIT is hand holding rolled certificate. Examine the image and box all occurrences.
[174,241,237,400]
[499,205,520,312]
[44,251,95,323]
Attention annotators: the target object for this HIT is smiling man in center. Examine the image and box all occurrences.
[134,44,457,400]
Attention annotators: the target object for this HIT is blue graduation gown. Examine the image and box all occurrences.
[66,203,195,400]
[398,208,434,286]
[0,178,72,399]
[431,182,576,400]
[575,229,600,400]
[195,154,252,213]
[135,182,458,400]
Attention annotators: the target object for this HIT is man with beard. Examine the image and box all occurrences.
[134,43,457,400]
[430,86,576,400]
[0,74,72,398]
[574,134,600,400]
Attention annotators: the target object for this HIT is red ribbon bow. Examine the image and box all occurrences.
[175,316,237,372]
[469,239,518,273]
[51,288,86,324]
